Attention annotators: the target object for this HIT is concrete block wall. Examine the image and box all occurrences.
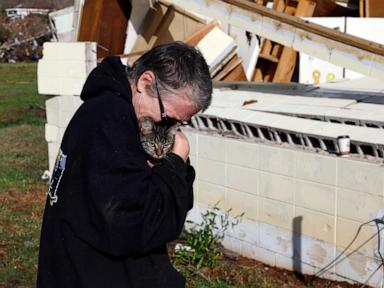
[45,95,83,172]
[39,42,95,172]
[184,129,384,287]
[38,42,97,96]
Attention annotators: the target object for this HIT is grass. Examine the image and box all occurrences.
[0,64,45,129]
[0,63,47,287]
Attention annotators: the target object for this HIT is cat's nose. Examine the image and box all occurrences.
[155,148,163,157]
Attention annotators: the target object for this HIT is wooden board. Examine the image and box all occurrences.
[129,1,205,63]
[223,0,384,56]
[222,63,247,81]
[213,55,243,80]
[313,0,358,16]
[78,0,131,58]
[185,21,219,46]
[364,0,384,17]
[253,0,316,83]
[131,3,166,53]
[147,6,176,48]
[271,0,316,82]
[167,0,384,79]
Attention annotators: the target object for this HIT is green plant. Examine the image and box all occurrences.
[173,205,244,270]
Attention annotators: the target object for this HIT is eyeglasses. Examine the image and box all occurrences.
[154,79,189,127]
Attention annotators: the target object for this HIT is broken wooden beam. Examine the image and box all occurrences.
[166,0,384,80]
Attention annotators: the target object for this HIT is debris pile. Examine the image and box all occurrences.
[0,14,52,63]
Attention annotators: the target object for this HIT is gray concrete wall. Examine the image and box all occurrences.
[184,129,384,287]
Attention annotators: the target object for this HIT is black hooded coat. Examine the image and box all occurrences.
[37,56,195,288]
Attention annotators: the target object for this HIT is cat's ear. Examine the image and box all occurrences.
[140,118,154,135]
[167,124,179,137]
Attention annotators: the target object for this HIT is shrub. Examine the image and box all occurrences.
[173,205,244,270]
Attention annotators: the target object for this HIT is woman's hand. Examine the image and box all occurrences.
[171,131,190,162]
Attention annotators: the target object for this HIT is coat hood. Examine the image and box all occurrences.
[80,56,132,102]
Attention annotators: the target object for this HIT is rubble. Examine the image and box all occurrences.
[0,14,52,63]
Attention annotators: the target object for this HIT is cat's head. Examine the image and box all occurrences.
[140,117,179,159]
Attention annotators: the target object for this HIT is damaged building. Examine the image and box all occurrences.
[37,0,384,286]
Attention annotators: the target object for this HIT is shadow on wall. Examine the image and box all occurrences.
[293,216,306,282]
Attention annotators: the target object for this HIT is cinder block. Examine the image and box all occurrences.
[221,235,242,255]
[293,29,331,63]
[48,142,60,173]
[369,55,384,81]
[46,108,59,127]
[259,197,294,230]
[61,60,91,78]
[58,109,76,128]
[300,233,335,268]
[259,222,293,257]
[198,134,226,162]
[260,16,296,47]
[335,251,383,286]
[43,42,97,61]
[38,58,92,96]
[189,156,198,199]
[336,217,375,253]
[295,180,336,215]
[226,164,258,195]
[337,188,384,222]
[329,49,372,77]
[197,158,226,185]
[85,60,97,75]
[275,254,316,275]
[38,76,61,95]
[60,77,87,96]
[240,242,276,267]
[228,5,262,36]
[189,155,197,169]
[337,158,384,196]
[39,60,93,79]
[45,96,60,111]
[295,152,336,185]
[227,218,259,246]
[45,123,59,143]
[226,138,259,169]
[295,207,335,244]
[197,180,226,208]
[45,96,60,126]
[182,130,198,157]
[59,42,97,61]
[185,205,203,229]
[226,188,258,221]
[259,171,295,203]
[42,42,60,60]
[38,59,62,77]
[259,144,296,177]
[58,127,66,143]
[193,180,198,202]
[72,96,83,111]
[57,95,75,112]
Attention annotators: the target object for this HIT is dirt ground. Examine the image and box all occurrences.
[168,241,370,288]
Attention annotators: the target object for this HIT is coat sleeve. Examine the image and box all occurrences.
[78,109,195,258]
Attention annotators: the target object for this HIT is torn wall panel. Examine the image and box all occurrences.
[167,0,384,80]
[78,0,131,58]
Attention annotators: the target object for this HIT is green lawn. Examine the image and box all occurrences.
[0,63,47,287]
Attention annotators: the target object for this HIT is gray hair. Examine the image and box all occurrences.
[126,41,212,112]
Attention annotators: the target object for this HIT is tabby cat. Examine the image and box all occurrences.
[139,117,179,160]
